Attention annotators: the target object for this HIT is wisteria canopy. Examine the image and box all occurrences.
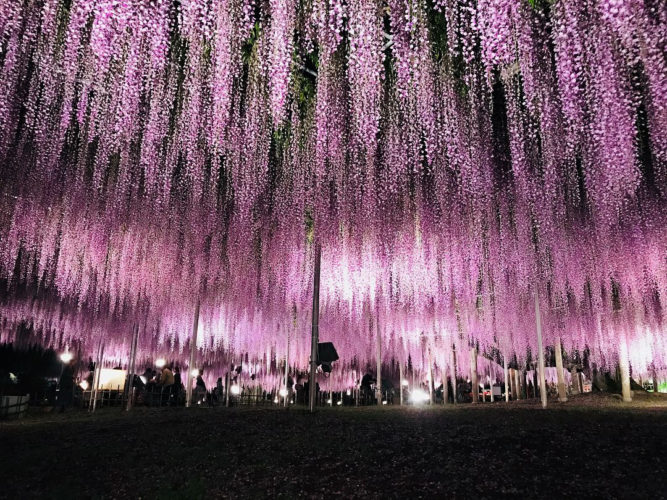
[0,0,665,388]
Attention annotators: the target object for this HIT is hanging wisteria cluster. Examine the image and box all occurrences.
[0,0,665,389]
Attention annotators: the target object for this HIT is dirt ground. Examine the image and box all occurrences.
[1,392,666,499]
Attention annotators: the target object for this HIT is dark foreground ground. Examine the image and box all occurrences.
[1,393,666,499]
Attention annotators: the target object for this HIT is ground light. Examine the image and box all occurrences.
[59,351,73,363]
[409,388,430,404]
[79,380,88,390]
[230,384,241,395]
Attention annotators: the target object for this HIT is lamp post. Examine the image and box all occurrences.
[58,351,73,384]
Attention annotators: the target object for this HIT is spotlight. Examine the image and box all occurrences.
[190,368,199,377]
[346,389,351,396]
[337,400,342,406]
[79,380,89,390]
[409,388,430,404]
[60,352,73,363]
[230,384,241,395]
[279,388,288,397]
[155,358,166,368]
[382,400,388,405]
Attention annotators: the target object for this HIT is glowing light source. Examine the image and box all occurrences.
[60,352,73,363]
[79,380,89,390]
[155,358,166,368]
[401,379,409,387]
[409,389,430,404]
[230,384,241,395]
[279,388,288,397]
[190,369,199,377]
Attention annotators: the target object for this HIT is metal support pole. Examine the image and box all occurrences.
[376,309,382,405]
[91,341,105,413]
[442,362,448,405]
[309,242,321,413]
[125,323,139,411]
[451,346,458,404]
[504,355,509,402]
[555,337,568,402]
[284,327,290,408]
[427,348,434,405]
[225,367,231,407]
[186,300,200,408]
[399,362,404,406]
[619,335,632,402]
[535,291,547,409]
[471,346,479,403]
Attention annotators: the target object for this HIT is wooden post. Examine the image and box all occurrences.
[309,242,321,413]
[619,335,632,402]
[125,323,139,411]
[535,291,547,408]
[515,368,521,400]
[471,346,479,403]
[504,355,509,402]
[555,337,568,402]
[185,300,200,408]
[450,346,458,404]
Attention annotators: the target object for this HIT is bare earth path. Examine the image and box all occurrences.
[1,393,666,499]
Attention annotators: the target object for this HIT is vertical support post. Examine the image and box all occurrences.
[225,369,231,407]
[471,346,479,403]
[376,311,382,405]
[504,355,509,402]
[619,334,632,402]
[442,363,449,405]
[91,342,105,413]
[535,291,547,408]
[309,242,321,413]
[555,337,568,402]
[125,323,139,411]
[450,346,458,404]
[427,348,434,405]
[186,300,200,408]
[515,368,521,400]
[489,375,494,402]
[399,362,404,406]
[284,326,290,408]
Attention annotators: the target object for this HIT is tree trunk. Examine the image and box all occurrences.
[309,242,321,412]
